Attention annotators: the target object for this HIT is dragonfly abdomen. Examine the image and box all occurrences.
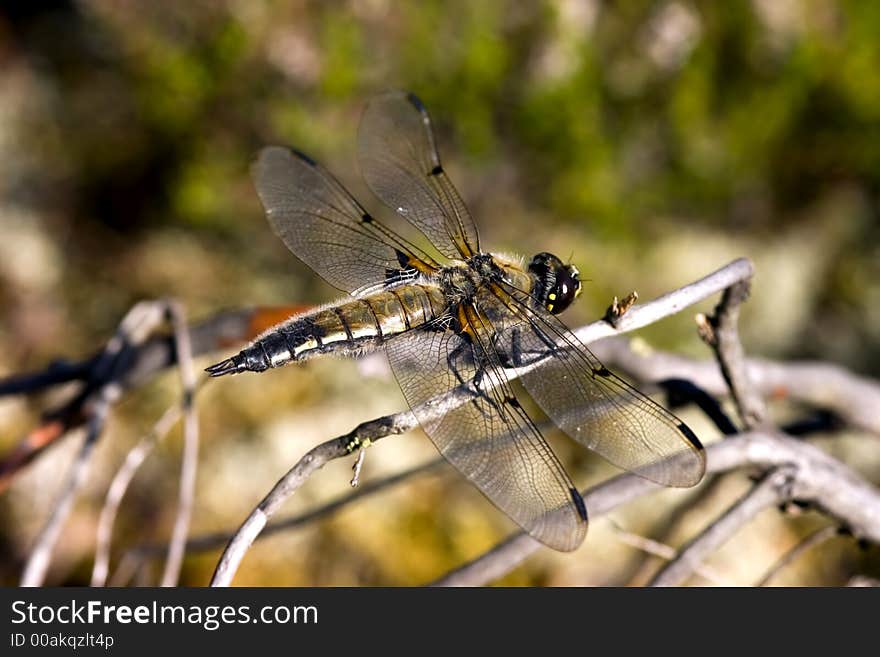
[206,284,447,377]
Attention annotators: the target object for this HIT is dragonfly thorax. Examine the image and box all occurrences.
[438,253,517,301]
[437,261,484,301]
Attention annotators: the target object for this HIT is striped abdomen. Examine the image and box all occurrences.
[206,285,448,377]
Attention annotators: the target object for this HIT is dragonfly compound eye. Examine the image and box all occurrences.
[528,253,580,314]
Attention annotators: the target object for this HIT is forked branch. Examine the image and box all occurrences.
[433,431,880,586]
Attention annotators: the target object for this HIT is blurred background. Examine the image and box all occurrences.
[1,0,878,585]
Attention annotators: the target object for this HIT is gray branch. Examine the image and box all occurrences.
[20,301,168,586]
[649,255,770,585]
[755,524,839,587]
[649,467,794,586]
[91,402,183,586]
[160,300,201,587]
[591,338,880,436]
[431,431,880,586]
[210,412,418,586]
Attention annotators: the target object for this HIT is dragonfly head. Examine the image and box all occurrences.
[528,252,582,315]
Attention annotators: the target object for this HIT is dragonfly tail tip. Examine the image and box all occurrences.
[205,357,243,377]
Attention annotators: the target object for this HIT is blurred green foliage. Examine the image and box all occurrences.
[4,0,877,361]
[1,0,878,586]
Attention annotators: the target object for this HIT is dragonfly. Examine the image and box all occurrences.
[207,90,705,551]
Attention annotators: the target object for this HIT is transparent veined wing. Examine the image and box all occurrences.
[358,90,480,260]
[384,302,588,551]
[488,282,706,488]
[251,145,440,296]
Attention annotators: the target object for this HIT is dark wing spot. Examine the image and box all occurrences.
[677,422,703,450]
[570,488,588,522]
[593,367,612,378]
[395,249,410,268]
[291,148,317,166]
[361,213,374,223]
[505,396,521,409]
[430,165,444,176]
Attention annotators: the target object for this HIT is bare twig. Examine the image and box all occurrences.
[696,280,766,429]
[649,468,795,586]
[19,301,167,586]
[608,520,728,585]
[593,337,880,436]
[118,458,445,569]
[610,520,679,560]
[847,575,880,587]
[430,431,880,586]
[649,263,772,586]
[20,400,111,586]
[350,441,370,488]
[160,301,200,587]
[573,258,755,346]
[755,524,840,586]
[0,306,307,492]
[91,402,183,587]
[107,550,142,587]
[210,412,418,586]
[626,470,735,585]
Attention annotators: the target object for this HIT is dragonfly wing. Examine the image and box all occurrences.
[489,283,706,488]
[252,145,440,295]
[358,90,480,260]
[384,304,587,551]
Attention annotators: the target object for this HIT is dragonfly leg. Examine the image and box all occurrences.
[445,337,474,387]
[445,336,501,420]
[501,326,559,369]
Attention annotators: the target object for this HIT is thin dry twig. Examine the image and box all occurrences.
[350,440,371,488]
[649,468,795,586]
[608,520,728,585]
[20,301,167,586]
[209,259,756,586]
[107,550,142,587]
[591,338,880,436]
[0,306,306,492]
[116,458,445,575]
[160,301,200,587]
[574,258,755,346]
[210,412,418,586]
[649,263,771,586]
[20,401,111,587]
[696,279,766,429]
[91,402,183,586]
[755,524,840,587]
[430,431,880,586]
